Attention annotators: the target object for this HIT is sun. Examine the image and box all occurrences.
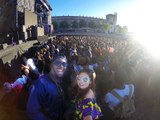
[120,0,160,59]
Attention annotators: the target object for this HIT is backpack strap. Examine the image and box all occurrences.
[111,90,124,102]
[129,84,132,99]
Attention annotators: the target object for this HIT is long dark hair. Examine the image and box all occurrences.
[114,67,129,89]
[72,68,95,100]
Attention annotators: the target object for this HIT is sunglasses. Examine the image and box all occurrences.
[76,76,90,82]
[54,61,68,67]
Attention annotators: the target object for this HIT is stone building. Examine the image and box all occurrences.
[0,0,52,44]
[106,12,117,33]
[52,13,117,34]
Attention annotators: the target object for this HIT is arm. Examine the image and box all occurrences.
[83,115,93,120]
[3,75,27,92]
[11,75,27,88]
[82,99,94,120]
[105,93,114,111]
[82,98,102,120]
[26,80,48,120]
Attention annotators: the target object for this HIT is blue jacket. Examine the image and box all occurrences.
[27,75,64,120]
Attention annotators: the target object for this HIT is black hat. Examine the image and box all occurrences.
[50,54,67,63]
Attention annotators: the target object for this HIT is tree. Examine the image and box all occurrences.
[122,26,128,33]
[98,19,103,29]
[116,25,128,33]
[52,21,58,30]
[104,23,110,30]
[88,20,97,29]
[72,20,78,28]
[104,23,111,33]
[60,20,69,29]
[79,19,87,28]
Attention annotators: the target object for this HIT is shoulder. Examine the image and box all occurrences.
[125,84,135,96]
[126,84,134,87]
[85,89,95,99]
[105,92,113,102]
[83,98,96,105]
[34,74,52,87]
[31,75,57,94]
[105,92,112,98]
[38,75,50,83]
[125,84,134,91]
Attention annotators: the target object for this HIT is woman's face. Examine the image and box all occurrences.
[76,72,91,90]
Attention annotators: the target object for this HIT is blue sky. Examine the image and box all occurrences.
[48,0,134,17]
[48,0,159,32]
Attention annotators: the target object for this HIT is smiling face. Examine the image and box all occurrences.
[76,72,91,90]
[50,57,67,77]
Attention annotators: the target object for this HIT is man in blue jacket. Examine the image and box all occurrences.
[27,55,68,120]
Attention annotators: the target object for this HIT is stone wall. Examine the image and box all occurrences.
[0,40,38,85]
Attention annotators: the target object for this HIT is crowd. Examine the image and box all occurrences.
[1,36,159,120]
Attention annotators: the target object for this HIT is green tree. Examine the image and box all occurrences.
[116,25,128,33]
[60,20,69,29]
[72,20,78,28]
[52,21,58,30]
[104,23,111,30]
[79,19,87,28]
[122,26,128,33]
[98,19,103,29]
[88,20,97,29]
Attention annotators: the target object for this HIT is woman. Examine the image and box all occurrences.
[73,69,102,120]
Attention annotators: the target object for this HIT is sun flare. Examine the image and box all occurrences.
[121,0,160,58]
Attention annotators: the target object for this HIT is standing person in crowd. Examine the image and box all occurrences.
[73,69,102,120]
[87,45,92,59]
[74,56,97,77]
[105,67,135,119]
[27,54,68,120]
